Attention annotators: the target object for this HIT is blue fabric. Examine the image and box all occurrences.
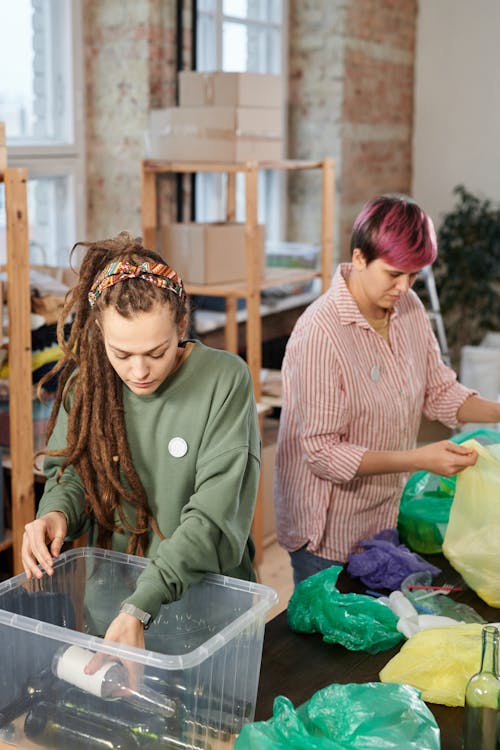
[347,528,441,590]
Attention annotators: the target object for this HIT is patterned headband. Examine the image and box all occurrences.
[88,260,186,308]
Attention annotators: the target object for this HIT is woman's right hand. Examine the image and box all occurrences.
[413,440,477,477]
[22,511,68,579]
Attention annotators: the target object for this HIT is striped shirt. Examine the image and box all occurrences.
[274,263,474,562]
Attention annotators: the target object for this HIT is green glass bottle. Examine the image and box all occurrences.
[0,670,62,728]
[57,687,187,748]
[463,625,500,750]
[24,700,140,750]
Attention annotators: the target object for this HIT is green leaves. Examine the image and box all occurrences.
[434,186,500,368]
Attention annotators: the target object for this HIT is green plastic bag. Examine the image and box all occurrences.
[287,566,403,653]
[234,683,440,749]
[398,428,500,553]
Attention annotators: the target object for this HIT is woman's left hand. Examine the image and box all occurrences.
[84,612,145,690]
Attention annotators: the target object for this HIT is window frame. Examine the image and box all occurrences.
[194,0,289,241]
[3,0,86,262]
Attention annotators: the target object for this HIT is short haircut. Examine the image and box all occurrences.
[350,194,437,270]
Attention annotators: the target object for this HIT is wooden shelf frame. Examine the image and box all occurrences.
[0,528,13,553]
[0,165,35,573]
[141,158,334,565]
[141,158,334,402]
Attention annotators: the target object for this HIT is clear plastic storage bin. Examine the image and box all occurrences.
[0,547,277,749]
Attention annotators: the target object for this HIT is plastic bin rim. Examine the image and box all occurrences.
[0,547,278,670]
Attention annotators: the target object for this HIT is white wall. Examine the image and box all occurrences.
[412,0,500,228]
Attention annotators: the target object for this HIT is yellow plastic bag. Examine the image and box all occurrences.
[380,624,484,706]
[442,439,500,606]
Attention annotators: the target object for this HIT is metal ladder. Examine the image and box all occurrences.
[418,265,450,366]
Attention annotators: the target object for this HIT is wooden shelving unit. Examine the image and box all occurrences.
[140,158,334,564]
[0,129,35,574]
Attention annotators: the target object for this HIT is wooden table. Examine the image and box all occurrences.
[255,554,498,750]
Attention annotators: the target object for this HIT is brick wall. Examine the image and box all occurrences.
[289,0,417,260]
[84,0,178,240]
[84,0,417,260]
[287,0,346,251]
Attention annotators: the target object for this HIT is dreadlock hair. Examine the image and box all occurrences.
[37,231,189,556]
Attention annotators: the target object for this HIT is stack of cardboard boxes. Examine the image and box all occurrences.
[152,71,283,284]
[162,221,266,285]
[146,71,283,162]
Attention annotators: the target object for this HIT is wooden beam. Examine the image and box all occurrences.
[0,121,6,173]
[224,297,238,354]
[321,158,334,292]
[141,161,158,251]
[226,172,236,222]
[5,168,35,574]
[244,166,262,403]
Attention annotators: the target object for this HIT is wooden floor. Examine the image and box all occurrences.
[257,539,294,622]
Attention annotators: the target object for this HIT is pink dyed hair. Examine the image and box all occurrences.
[350,195,437,270]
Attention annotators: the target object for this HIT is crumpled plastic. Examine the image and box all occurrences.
[398,428,500,554]
[379,623,488,706]
[442,439,500,606]
[401,571,485,623]
[384,590,463,638]
[346,528,441,590]
[234,683,440,750]
[287,565,403,653]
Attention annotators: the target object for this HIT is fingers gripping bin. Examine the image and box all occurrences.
[0,547,277,750]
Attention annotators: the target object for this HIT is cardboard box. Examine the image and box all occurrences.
[162,222,266,285]
[146,106,283,162]
[179,71,282,108]
[0,547,277,748]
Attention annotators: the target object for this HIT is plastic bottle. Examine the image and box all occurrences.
[52,645,177,720]
[463,624,500,749]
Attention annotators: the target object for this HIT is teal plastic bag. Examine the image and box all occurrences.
[398,428,500,553]
[287,566,403,653]
[235,683,440,750]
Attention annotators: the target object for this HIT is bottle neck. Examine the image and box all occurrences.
[479,625,499,675]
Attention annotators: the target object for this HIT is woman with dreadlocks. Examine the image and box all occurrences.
[21,231,260,655]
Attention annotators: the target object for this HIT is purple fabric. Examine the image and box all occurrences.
[347,528,441,590]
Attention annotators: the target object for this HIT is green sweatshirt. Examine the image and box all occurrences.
[38,341,260,619]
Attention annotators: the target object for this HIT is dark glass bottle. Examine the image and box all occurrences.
[143,670,251,732]
[52,645,177,719]
[59,686,169,734]
[24,701,140,750]
[58,688,206,750]
[463,625,500,750]
[0,670,62,728]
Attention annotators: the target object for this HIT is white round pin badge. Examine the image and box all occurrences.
[168,437,188,458]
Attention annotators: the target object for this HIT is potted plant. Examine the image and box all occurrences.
[433,185,500,369]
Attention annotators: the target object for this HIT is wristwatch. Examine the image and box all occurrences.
[119,602,152,629]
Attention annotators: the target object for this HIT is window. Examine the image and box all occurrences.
[195,0,287,241]
[0,0,85,267]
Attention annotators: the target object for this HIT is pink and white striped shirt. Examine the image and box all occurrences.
[274,263,474,562]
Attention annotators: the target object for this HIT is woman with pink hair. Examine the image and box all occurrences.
[275,194,500,586]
